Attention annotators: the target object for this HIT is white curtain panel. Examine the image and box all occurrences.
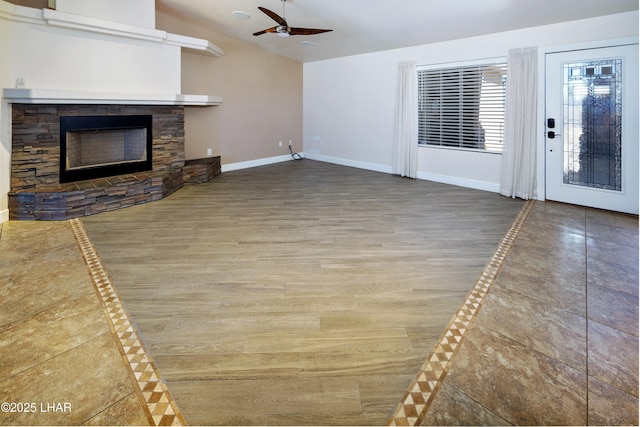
[392,60,418,178]
[500,47,538,199]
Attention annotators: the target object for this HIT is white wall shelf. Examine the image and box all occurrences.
[3,88,223,106]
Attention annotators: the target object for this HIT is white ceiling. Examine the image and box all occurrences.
[156,0,638,63]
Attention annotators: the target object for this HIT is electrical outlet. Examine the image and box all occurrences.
[279,141,283,147]
[289,140,293,146]
[206,148,212,156]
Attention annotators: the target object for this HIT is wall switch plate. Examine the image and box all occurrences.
[207,148,212,156]
[279,141,283,147]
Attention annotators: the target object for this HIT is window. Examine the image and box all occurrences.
[418,62,507,152]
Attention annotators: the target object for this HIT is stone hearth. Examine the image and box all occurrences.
[9,104,220,220]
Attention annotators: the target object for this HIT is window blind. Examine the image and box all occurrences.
[418,62,507,152]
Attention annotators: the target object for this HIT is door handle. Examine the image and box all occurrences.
[547,131,561,139]
[547,117,560,140]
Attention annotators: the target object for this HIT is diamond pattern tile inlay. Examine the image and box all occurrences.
[387,200,533,426]
[70,218,186,426]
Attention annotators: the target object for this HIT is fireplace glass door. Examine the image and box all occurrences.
[60,115,152,183]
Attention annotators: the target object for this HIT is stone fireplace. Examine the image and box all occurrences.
[0,0,225,223]
[8,103,220,220]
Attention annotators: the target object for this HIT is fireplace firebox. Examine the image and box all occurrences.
[60,115,153,183]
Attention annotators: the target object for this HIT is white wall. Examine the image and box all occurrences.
[56,0,156,28]
[4,5,180,93]
[303,11,639,194]
[0,3,12,222]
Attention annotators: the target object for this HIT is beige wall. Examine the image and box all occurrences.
[155,8,303,165]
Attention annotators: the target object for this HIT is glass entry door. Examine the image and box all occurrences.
[545,45,638,214]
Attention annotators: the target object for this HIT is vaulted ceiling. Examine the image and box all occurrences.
[156,0,638,62]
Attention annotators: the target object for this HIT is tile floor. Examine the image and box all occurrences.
[390,201,639,426]
[0,199,637,426]
[0,219,184,426]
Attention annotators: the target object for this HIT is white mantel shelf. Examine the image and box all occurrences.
[3,88,223,106]
[0,2,224,57]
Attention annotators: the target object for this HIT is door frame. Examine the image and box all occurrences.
[536,37,639,204]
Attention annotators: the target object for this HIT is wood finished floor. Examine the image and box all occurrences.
[81,160,525,425]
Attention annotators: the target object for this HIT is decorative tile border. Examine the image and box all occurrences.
[69,218,186,426]
[387,200,534,426]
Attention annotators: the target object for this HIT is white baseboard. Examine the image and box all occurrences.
[303,153,392,174]
[221,154,293,173]
[304,153,499,193]
[220,153,500,194]
[0,208,9,224]
[416,171,500,193]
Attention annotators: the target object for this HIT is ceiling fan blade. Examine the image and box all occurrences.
[258,7,287,26]
[253,26,278,36]
[288,27,333,36]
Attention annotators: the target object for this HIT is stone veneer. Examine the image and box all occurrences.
[183,157,221,185]
[9,104,220,220]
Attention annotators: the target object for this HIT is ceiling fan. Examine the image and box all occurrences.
[253,0,333,38]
